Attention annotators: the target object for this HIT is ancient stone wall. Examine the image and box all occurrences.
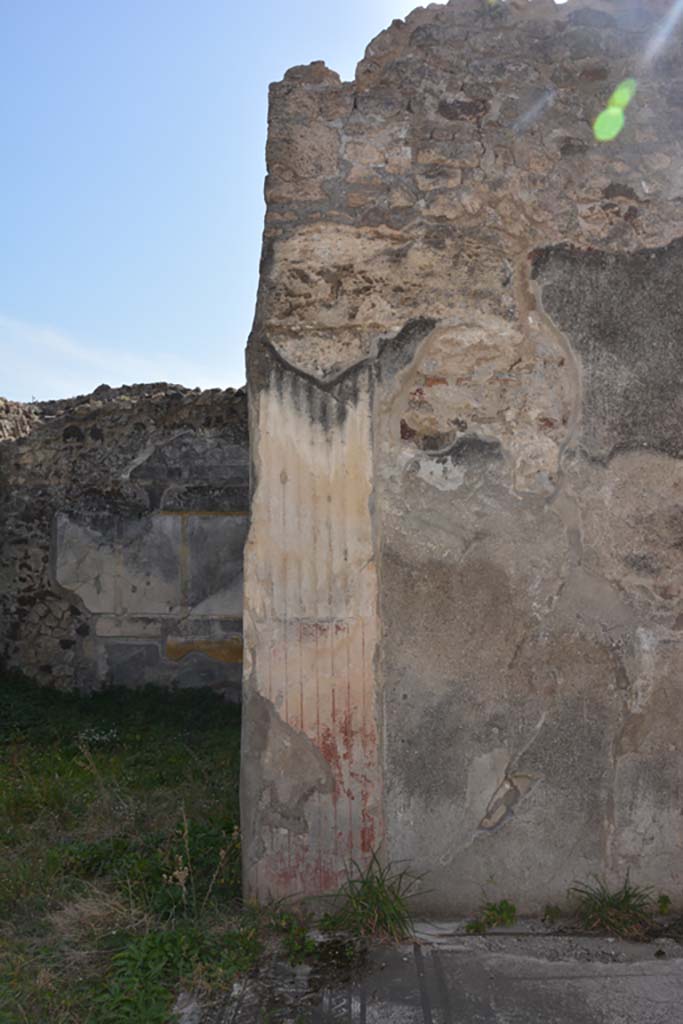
[0,383,248,698]
[243,0,683,911]
[0,398,37,443]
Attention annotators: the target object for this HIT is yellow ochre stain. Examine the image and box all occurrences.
[165,638,243,664]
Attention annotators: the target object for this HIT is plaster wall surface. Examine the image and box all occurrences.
[0,383,248,698]
[244,0,683,911]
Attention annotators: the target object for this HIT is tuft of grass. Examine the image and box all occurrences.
[321,851,421,943]
[543,903,563,926]
[240,901,365,975]
[466,898,517,934]
[569,874,655,941]
[268,908,318,965]
[658,894,672,916]
[483,899,517,928]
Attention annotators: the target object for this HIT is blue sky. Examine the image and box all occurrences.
[1,1,421,402]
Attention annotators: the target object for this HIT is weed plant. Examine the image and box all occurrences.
[321,850,421,943]
[569,874,656,941]
[466,898,517,934]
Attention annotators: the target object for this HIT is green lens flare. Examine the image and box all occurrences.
[593,78,637,142]
[609,78,638,110]
[594,106,625,142]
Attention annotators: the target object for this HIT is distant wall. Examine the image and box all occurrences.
[0,398,37,443]
[0,383,248,698]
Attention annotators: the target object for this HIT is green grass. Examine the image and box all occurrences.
[267,907,319,966]
[0,671,252,1023]
[542,904,563,926]
[320,851,422,943]
[569,875,656,941]
[0,673,420,1021]
[466,899,517,935]
[658,894,672,916]
[92,925,262,1024]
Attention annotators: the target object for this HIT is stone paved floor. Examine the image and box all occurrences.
[182,927,683,1024]
[309,934,683,1024]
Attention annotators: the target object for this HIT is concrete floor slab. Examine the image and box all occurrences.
[340,939,683,1024]
[202,933,683,1024]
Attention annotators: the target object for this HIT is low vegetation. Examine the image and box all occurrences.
[0,671,249,1023]
[466,898,518,935]
[465,881,683,941]
[7,670,680,1020]
[569,875,660,942]
[320,851,422,943]
[0,673,421,1023]
[542,904,563,926]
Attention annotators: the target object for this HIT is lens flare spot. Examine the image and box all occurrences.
[609,78,638,110]
[594,107,625,142]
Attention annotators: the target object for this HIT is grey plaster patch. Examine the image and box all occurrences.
[167,617,243,640]
[130,436,248,484]
[446,435,504,464]
[241,692,335,877]
[380,547,627,911]
[187,515,248,613]
[105,641,240,695]
[105,641,161,686]
[119,515,183,614]
[170,651,242,696]
[533,240,683,461]
[54,513,182,615]
[95,615,163,638]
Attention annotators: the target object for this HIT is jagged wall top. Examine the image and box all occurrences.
[255,0,683,384]
[1,383,246,448]
[355,0,674,88]
[0,399,37,443]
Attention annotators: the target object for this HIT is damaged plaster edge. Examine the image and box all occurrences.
[530,235,683,280]
[251,317,438,394]
[531,235,683,466]
[569,441,683,470]
[240,688,336,882]
[244,327,387,887]
[120,430,199,481]
[476,713,548,833]
[478,772,544,833]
